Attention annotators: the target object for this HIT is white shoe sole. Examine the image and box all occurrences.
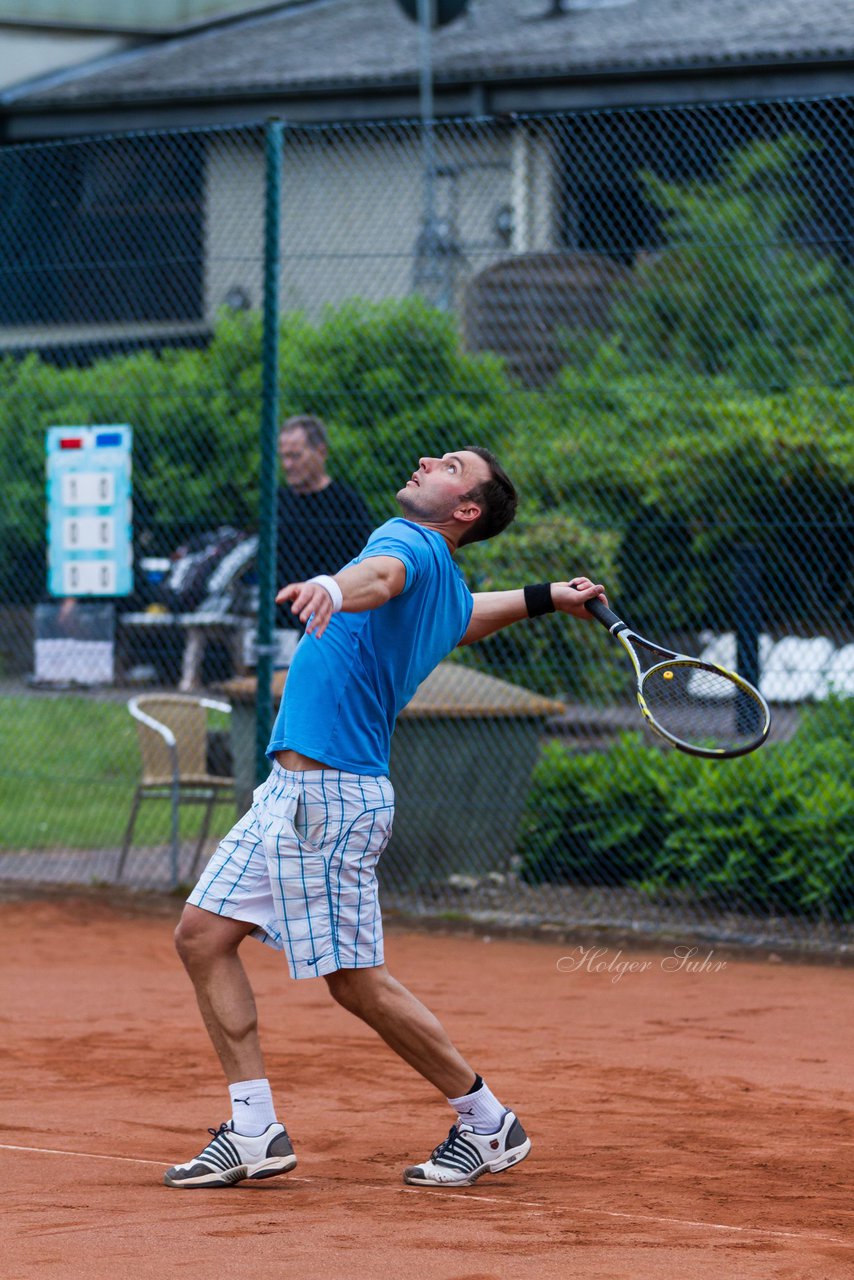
[164,1153,297,1188]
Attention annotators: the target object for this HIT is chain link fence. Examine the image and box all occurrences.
[0,96,851,949]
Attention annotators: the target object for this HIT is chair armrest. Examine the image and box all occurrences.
[128,697,178,748]
[128,696,180,786]
[200,698,232,716]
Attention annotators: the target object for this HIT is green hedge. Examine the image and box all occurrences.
[518,697,854,920]
[457,510,621,697]
[278,297,515,519]
[504,351,853,632]
[1,295,850,642]
[0,299,519,603]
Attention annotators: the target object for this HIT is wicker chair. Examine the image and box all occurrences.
[118,694,234,884]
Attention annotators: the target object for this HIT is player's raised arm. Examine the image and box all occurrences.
[459,577,606,646]
[276,555,407,637]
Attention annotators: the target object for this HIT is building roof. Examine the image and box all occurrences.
[6,0,853,115]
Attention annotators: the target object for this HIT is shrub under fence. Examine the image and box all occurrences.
[518,697,854,922]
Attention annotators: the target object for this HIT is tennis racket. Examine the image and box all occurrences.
[584,596,771,759]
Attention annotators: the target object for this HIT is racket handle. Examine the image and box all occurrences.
[584,595,625,632]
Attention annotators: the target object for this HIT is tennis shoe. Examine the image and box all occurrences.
[164,1120,296,1188]
[403,1109,531,1187]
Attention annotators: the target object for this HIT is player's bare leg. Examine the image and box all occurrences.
[325,965,531,1186]
[165,906,296,1189]
[325,964,474,1096]
[174,905,264,1081]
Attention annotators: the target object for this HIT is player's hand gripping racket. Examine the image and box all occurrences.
[583,596,771,759]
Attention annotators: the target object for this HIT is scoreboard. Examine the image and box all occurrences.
[46,425,133,598]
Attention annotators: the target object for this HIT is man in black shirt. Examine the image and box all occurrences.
[276,416,372,630]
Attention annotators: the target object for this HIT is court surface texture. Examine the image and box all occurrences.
[2,896,852,1279]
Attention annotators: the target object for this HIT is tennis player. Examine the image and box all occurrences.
[165,446,605,1190]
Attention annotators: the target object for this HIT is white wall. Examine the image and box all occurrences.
[0,1,276,28]
[204,133,266,321]
[0,26,127,91]
[206,122,549,324]
[0,120,561,351]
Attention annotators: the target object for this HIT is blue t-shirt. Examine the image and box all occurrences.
[266,519,474,776]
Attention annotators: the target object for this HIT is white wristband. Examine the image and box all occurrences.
[308,574,343,613]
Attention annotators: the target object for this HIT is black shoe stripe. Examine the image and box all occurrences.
[443,1147,480,1169]
[205,1140,238,1163]
[198,1135,241,1170]
[435,1136,486,1172]
[203,1152,236,1172]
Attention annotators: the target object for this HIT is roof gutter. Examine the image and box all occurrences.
[2,53,851,141]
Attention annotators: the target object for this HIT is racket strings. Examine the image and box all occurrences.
[640,661,767,753]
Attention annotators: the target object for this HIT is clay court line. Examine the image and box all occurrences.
[4,1145,850,1248]
[0,1142,313,1182]
[1,1143,168,1167]
[575,1206,851,1244]
[398,1188,852,1246]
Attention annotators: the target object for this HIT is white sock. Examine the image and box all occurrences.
[229,1078,277,1137]
[447,1075,506,1134]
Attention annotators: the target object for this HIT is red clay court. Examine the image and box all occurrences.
[2,895,852,1280]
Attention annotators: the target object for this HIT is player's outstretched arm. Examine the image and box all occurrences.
[276,555,407,638]
[459,577,606,646]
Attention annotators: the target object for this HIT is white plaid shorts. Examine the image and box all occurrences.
[188,761,395,979]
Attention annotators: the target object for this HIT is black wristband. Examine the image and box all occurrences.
[524,582,555,618]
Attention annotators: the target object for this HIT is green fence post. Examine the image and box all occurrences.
[255,118,284,785]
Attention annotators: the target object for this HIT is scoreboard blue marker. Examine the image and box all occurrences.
[46,425,133,597]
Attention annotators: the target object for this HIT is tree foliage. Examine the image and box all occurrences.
[610,135,853,388]
[519,698,854,919]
